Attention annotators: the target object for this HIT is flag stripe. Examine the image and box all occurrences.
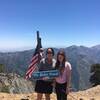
[26,65,37,78]
[31,54,38,62]
[29,56,38,68]
[28,64,37,78]
[26,56,38,74]
[26,62,37,75]
[25,53,39,79]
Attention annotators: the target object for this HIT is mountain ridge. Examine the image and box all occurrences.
[0,45,100,91]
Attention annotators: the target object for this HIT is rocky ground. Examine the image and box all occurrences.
[0,85,100,100]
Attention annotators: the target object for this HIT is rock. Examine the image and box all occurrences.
[0,73,34,93]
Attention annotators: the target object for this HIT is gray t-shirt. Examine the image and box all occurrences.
[38,58,56,82]
[39,58,56,71]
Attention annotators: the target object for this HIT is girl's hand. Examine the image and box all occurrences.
[51,82,55,87]
[42,77,49,80]
[66,87,70,94]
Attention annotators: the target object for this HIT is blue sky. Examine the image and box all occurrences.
[0,0,100,51]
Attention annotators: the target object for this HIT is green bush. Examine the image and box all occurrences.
[90,63,100,87]
[1,86,10,93]
[0,64,5,73]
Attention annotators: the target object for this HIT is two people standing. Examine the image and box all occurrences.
[35,48,72,100]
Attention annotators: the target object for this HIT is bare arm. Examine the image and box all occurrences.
[66,62,72,94]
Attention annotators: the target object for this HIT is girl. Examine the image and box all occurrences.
[55,50,72,100]
[35,48,56,100]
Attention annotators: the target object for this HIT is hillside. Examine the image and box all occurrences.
[0,45,100,90]
[0,85,100,100]
[0,73,34,93]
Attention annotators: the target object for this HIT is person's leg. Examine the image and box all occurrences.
[36,93,43,100]
[45,94,50,100]
[61,83,67,100]
[55,83,62,100]
[56,92,62,100]
[61,93,67,100]
[56,82,67,100]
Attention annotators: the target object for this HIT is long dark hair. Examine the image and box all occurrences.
[55,50,67,74]
[46,48,55,56]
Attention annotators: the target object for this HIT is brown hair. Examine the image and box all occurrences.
[55,50,66,74]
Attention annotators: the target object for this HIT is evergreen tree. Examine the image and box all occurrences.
[90,64,100,87]
[0,64,5,73]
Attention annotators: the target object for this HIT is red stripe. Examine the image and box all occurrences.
[26,65,37,78]
[28,57,38,69]
[28,65,37,78]
[26,63,37,76]
[31,54,38,62]
[25,54,39,79]
[26,57,38,75]
[26,65,37,79]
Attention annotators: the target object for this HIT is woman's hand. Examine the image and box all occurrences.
[66,87,70,94]
[42,77,49,80]
[51,82,55,87]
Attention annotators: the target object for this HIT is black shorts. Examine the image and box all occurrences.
[35,80,53,94]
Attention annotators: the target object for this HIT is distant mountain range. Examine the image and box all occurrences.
[0,45,100,91]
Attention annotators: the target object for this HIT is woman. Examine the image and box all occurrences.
[55,50,72,100]
[35,48,56,100]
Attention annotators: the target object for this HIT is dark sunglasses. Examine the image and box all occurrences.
[58,53,64,56]
[47,51,52,54]
[40,50,43,52]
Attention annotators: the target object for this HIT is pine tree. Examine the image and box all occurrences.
[90,64,100,87]
[0,64,5,73]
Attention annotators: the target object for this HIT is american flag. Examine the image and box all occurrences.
[25,31,42,79]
